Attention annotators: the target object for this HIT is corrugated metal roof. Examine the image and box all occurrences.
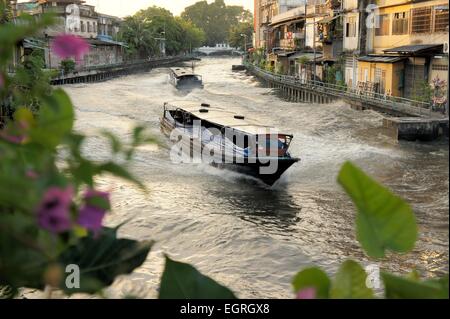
[166,101,292,136]
[358,55,406,63]
[170,68,199,78]
[288,52,323,61]
[383,44,443,55]
[276,51,297,57]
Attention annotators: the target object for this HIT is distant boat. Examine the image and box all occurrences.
[161,101,300,186]
[169,67,203,89]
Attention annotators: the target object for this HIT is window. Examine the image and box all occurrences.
[434,5,449,32]
[374,68,386,94]
[346,16,356,37]
[392,11,409,35]
[375,14,390,36]
[411,7,432,33]
[80,21,85,32]
[87,22,91,33]
[432,64,448,71]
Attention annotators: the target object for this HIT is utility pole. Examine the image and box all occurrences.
[303,2,307,48]
[240,33,248,59]
[313,16,316,82]
[358,0,372,56]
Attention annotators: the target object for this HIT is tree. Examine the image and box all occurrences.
[120,16,157,59]
[175,17,206,54]
[228,21,253,50]
[120,6,206,58]
[0,0,14,24]
[181,0,253,46]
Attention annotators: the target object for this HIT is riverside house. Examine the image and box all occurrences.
[253,0,448,103]
[16,0,126,70]
[355,0,449,100]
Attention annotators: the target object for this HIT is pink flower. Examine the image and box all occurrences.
[37,186,74,234]
[51,34,90,62]
[0,132,25,144]
[296,287,316,299]
[77,189,110,234]
[0,119,30,144]
[26,170,39,180]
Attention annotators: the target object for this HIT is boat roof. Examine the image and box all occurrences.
[165,101,293,136]
[170,67,199,77]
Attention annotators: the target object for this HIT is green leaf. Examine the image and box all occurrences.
[337,161,417,258]
[30,89,75,149]
[0,214,49,291]
[101,130,122,154]
[382,272,449,299]
[59,227,152,294]
[85,195,111,211]
[292,267,330,299]
[330,260,374,299]
[70,160,95,187]
[159,256,237,299]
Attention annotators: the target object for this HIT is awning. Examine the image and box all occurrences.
[270,7,306,27]
[88,38,128,48]
[23,38,47,50]
[383,44,443,55]
[288,52,323,61]
[276,51,297,57]
[358,55,407,63]
[317,15,340,24]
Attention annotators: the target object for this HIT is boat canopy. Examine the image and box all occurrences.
[165,101,293,136]
[170,67,200,78]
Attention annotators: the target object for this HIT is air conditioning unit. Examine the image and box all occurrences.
[444,42,449,54]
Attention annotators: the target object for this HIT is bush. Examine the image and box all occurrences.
[412,81,433,103]
[60,59,76,75]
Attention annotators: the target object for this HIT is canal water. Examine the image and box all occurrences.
[64,57,449,298]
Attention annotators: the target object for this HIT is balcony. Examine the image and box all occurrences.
[261,15,271,25]
[376,0,412,8]
[271,6,306,26]
[279,33,305,50]
[261,0,277,7]
[280,38,295,50]
[42,6,66,14]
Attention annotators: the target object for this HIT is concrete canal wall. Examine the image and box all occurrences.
[266,80,336,104]
[51,56,198,85]
[244,63,448,142]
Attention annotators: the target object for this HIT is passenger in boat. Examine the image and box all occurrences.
[263,138,288,156]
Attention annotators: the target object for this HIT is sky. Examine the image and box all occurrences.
[19,0,254,17]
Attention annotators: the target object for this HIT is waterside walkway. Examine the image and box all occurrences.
[244,62,448,141]
[51,56,199,85]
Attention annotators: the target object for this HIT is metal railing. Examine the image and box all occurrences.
[244,62,444,117]
[53,55,197,79]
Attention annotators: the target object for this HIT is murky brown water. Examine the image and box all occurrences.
[63,57,449,299]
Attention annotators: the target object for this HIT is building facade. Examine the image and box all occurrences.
[16,0,126,70]
[356,0,449,99]
[255,0,279,49]
[252,0,448,103]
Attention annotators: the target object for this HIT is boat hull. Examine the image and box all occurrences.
[214,158,299,186]
[160,117,299,186]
